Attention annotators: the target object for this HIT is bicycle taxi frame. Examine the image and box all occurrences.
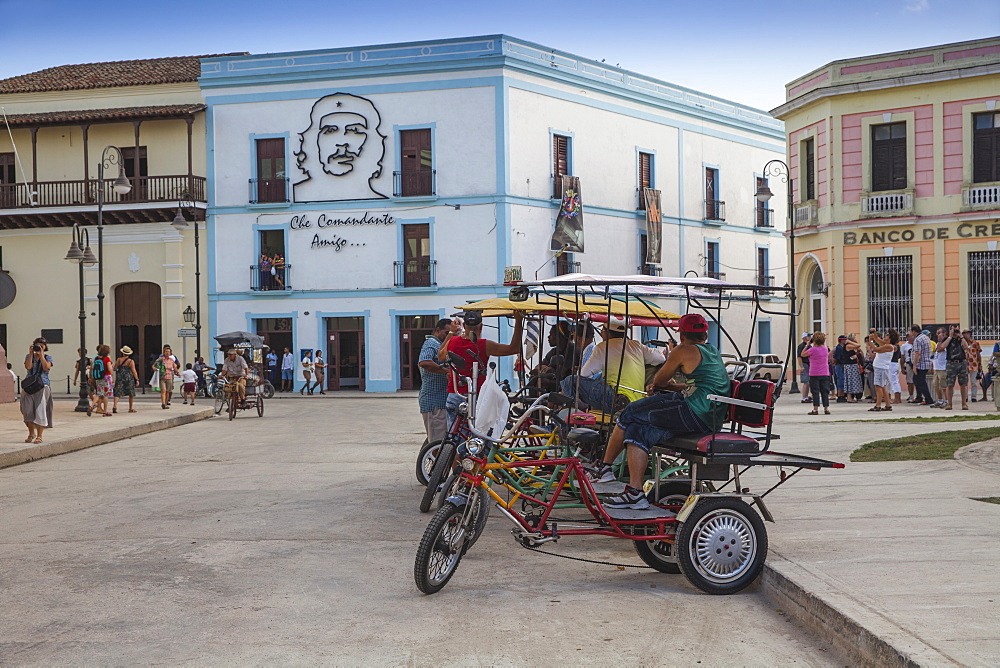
[213,331,266,420]
[414,274,844,596]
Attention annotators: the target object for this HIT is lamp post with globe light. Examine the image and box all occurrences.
[64,224,98,412]
[96,146,132,344]
[755,159,799,394]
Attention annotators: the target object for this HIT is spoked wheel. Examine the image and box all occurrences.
[228,395,238,421]
[677,497,767,595]
[415,439,444,486]
[633,480,691,574]
[414,501,468,594]
[214,393,228,416]
[256,395,264,417]
[261,382,275,399]
[420,440,455,513]
[435,473,490,548]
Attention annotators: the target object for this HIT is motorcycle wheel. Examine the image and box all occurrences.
[435,473,490,548]
[414,501,467,595]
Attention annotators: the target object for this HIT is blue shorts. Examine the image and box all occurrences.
[615,392,708,453]
[281,369,293,381]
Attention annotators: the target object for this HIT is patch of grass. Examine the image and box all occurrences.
[835,413,1000,424]
[972,497,1000,505]
[850,427,1000,462]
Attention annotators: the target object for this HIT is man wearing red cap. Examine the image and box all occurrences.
[588,313,731,509]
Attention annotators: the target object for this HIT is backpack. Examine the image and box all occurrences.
[91,357,105,380]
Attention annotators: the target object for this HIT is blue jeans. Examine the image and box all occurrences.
[445,392,466,430]
[833,365,845,392]
[615,393,708,453]
[560,375,616,413]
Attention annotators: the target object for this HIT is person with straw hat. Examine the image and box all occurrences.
[113,346,140,413]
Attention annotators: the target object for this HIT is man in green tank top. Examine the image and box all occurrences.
[587,313,731,510]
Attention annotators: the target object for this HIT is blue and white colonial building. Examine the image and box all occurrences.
[200,36,788,392]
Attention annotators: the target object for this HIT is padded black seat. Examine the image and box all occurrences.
[668,432,761,455]
[567,427,602,448]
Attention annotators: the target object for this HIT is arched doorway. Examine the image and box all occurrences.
[114,282,161,387]
[808,266,826,334]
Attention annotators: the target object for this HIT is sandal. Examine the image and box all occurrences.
[112,408,117,413]
[807,410,818,415]
[883,406,892,411]
[32,437,42,444]
[103,413,112,417]
[868,406,882,412]
[128,409,137,413]
[824,408,831,415]
[962,404,969,410]
[24,436,33,443]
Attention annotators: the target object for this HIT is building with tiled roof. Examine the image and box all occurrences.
[0,54,235,385]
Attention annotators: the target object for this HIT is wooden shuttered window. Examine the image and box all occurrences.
[972,112,1000,184]
[403,223,431,287]
[255,138,287,203]
[804,138,816,201]
[399,128,433,196]
[755,177,768,227]
[871,122,907,192]
[638,152,652,209]
[553,134,570,198]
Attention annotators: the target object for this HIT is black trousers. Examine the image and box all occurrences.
[913,368,932,403]
[809,375,832,407]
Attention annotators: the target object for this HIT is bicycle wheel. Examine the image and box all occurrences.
[228,395,237,421]
[414,501,468,595]
[633,481,691,574]
[420,440,455,513]
[214,393,227,416]
[436,473,489,548]
[256,395,264,417]
[416,439,444,486]
[262,382,275,399]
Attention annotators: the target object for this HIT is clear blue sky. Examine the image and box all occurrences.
[1,0,997,110]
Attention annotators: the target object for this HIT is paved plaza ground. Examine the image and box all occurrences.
[0,392,997,664]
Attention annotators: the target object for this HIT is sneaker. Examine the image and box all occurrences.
[604,486,649,510]
[585,463,616,484]
[183,400,188,405]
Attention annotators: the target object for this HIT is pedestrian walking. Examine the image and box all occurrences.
[91,344,114,416]
[112,346,139,413]
[964,330,983,402]
[180,363,198,405]
[417,319,454,445]
[300,350,313,394]
[21,337,53,444]
[311,349,327,394]
[909,325,934,405]
[153,345,179,409]
[797,332,812,403]
[280,347,293,391]
[801,332,832,415]
[832,335,848,401]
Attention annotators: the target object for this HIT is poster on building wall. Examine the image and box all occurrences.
[643,187,662,265]
[551,175,584,253]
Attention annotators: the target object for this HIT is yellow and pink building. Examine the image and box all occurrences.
[772,37,1000,346]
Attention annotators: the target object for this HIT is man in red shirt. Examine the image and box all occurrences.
[438,310,523,424]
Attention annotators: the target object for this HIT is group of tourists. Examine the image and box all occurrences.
[263,346,326,393]
[257,250,286,291]
[797,325,998,414]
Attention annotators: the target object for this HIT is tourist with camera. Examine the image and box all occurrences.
[21,337,53,444]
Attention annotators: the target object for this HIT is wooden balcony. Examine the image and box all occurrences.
[0,175,206,228]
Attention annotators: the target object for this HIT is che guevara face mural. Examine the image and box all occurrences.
[293,93,388,202]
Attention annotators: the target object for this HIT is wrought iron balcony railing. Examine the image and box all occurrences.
[392,170,436,197]
[250,263,291,291]
[248,178,289,204]
[755,207,774,228]
[0,175,206,209]
[705,199,726,222]
[394,258,437,288]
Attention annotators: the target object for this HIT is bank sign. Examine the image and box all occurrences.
[844,222,1000,245]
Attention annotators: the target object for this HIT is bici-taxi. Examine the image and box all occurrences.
[414,273,844,595]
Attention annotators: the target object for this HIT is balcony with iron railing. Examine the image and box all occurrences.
[394,258,437,288]
[393,170,436,198]
[757,275,775,294]
[250,264,292,292]
[639,264,662,276]
[755,207,774,229]
[555,257,580,276]
[705,270,726,293]
[0,175,206,209]
[248,178,289,204]
[704,199,725,223]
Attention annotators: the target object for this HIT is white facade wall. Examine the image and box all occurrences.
[202,36,790,392]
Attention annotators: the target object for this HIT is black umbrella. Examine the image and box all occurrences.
[214,331,265,349]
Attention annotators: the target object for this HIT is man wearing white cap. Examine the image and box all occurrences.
[797,332,813,403]
[559,315,664,413]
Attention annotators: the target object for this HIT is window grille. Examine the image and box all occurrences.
[969,251,1000,339]
[867,255,913,333]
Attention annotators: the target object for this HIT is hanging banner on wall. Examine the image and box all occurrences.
[643,187,662,265]
[551,175,584,253]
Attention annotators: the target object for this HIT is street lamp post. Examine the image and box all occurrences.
[755,159,799,394]
[96,146,132,345]
[172,194,201,359]
[64,224,98,412]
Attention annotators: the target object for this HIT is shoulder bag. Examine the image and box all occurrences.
[23,358,44,395]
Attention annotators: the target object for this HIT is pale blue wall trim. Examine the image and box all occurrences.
[199,35,783,140]
[206,103,218,355]
[677,132,685,276]
[757,319,772,354]
[494,82,510,283]
[212,286,505,301]
[252,219,291,284]
[388,308,447,391]
[246,310,299,389]
[315,309,371,391]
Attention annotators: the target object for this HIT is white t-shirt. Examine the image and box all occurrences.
[932,348,948,371]
[899,342,913,363]
[180,369,197,384]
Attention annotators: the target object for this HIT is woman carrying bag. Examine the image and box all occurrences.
[113,346,140,414]
[21,337,53,444]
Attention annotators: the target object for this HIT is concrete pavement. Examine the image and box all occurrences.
[1,390,998,664]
